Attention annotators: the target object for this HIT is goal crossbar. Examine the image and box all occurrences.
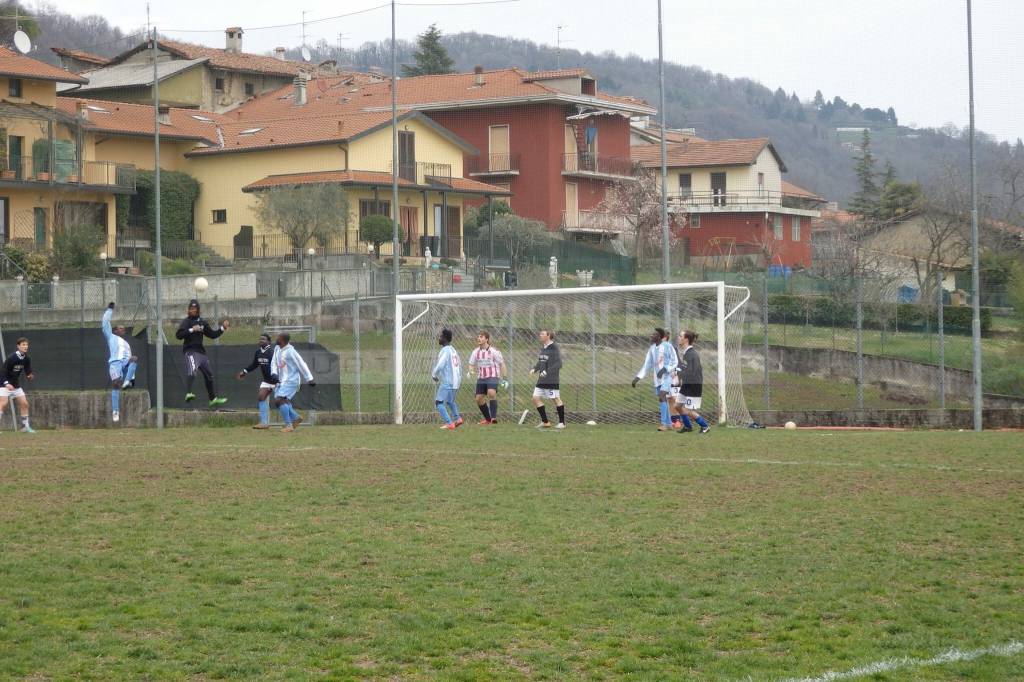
[394,282,750,426]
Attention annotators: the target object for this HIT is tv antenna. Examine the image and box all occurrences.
[556,25,573,69]
[10,5,31,54]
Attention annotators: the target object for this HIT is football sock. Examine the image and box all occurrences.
[186,376,195,394]
[537,405,548,423]
[111,389,120,413]
[695,415,709,428]
[556,404,565,424]
[671,414,681,425]
[479,403,491,420]
[436,401,451,424]
[489,399,498,420]
[658,401,670,426]
[124,361,137,385]
[447,402,460,420]
[204,376,216,400]
[20,416,29,428]
[258,398,270,424]
[681,414,693,429]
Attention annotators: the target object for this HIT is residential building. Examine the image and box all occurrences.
[58,95,508,260]
[631,138,825,268]
[51,48,111,74]
[57,29,384,113]
[231,66,656,239]
[0,48,135,255]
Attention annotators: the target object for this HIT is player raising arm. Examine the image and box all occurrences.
[529,329,565,429]
[468,330,507,425]
[102,302,138,423]
[175,298,229,406]
[0,337,35,432]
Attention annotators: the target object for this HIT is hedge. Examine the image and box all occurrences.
[132,170,199,242]
[767,294,991,336]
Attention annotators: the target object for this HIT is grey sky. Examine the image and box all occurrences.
[61,0,1023,143]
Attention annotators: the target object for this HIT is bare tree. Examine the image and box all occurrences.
[597,169,666,264]
[253,184,350,251]
[912,167,972,301]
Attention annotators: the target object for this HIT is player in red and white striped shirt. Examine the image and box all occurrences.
[468,330,507,424]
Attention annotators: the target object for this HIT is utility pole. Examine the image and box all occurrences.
[966,0,982,431]
[657,0,669,284]
[391,0,401,415]
[152,27,164,429]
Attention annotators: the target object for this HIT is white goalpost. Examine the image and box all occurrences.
[394,282,751,426]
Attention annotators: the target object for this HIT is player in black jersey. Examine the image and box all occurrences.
[238,333,277,429]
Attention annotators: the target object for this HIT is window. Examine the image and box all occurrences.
[214,77,225,92]
[689,214,700,229]
[359,199,391,218]
[678,173,692,199]
[773,214,784,241]
[792,215,801,241]
[8,79,22,97]
[244,82,255,96]
[212,209,227,223]
[758,172,765,195]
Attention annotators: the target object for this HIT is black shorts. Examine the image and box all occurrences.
[475,378,499,395]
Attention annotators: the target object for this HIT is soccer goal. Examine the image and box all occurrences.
[394,282,751,426]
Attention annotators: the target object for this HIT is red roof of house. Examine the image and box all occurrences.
[0,46,88,84]
[55,97,226,143]
[632,138,786,172]
[50,47,112,67]
[242,169,511,195]
[186,112,395,156]
[522,68,592,81]
[231,67,654,121]
[781,180,825,202]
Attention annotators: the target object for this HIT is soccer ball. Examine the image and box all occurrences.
[586,420,597,426]
[194,276,209,292]
[784,421,797,430]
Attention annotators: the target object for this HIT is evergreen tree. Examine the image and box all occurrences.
[401,24,455,77]
[813,90,825,109]
[886,106,898,125]
[849,129,880,218]
[881,160,897,189]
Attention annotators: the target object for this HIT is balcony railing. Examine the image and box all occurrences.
[667,189,784,208]
[562,152,638,178]
[466,153,520,175]
[387,160,453,185]
[561,209,631,233]
[0,157,136,191]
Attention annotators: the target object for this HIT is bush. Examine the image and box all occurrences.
[359,215,393,258]
[767,294,991,335]
[137,251,200,276]
[132,170,200,242]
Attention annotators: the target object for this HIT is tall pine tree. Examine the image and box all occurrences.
[849,129,880,218]
[402,24,455,77]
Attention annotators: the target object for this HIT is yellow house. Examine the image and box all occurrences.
[0,47,135,256]
[57,96,509,261]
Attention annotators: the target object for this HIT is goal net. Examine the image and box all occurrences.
[395,282,751,426]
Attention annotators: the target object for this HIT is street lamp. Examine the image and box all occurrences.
[100,250,107,278]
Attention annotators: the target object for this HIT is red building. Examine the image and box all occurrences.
[233,67,655,246]
[631,138,826,268]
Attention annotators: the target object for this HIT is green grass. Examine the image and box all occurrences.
[1,426,1022,680]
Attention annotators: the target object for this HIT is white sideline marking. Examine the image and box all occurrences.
[778,640,1024,682]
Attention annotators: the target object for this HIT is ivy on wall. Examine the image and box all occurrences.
[130,170,200,242]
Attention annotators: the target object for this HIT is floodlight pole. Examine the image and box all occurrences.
[966,0,982,431]
[152,27,164,429]
[391,0,401,417]
[657,0,669,286]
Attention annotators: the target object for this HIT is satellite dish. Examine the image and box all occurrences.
[300,46,312,62]
[13,30,31,54]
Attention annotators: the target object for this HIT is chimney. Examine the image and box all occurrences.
[473,65,485,86]
[157,105,171,125]
[318,59,337,75]
[274,47,286,61]
[293,76,307,106]
[76,101,89,121]
[225,27,243,54]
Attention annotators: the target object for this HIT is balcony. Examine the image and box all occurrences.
[562,152,638,180]
[561,209,631,234]
[0,158,137,193]
[387,160,453,186]
[667,189,783,212]
[467,153,520,177]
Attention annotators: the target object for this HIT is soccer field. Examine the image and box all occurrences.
[1,426,1022,680]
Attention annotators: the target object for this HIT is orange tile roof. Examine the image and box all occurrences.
[0,46,88,84]
[55,97,227,143]
[522,68,592,81]
[187,112,394,156]
[242,169,512,195]
[781,180,825,202]
[232,67,654,121]
[51,47,112,66]
[632,138,786,171]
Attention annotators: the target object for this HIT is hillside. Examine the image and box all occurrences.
[18,5,1023,214]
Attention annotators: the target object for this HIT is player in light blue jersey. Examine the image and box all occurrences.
[631,327,678,431]
[431,328,463,430]
[270,333,316,433]
[102,302,138,424]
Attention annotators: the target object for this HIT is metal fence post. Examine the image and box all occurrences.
[937,268,946,411]
[762,270,770,410]
[353,292,361,420]
[80,282,87,389]
[213,294,220,345]
[507,308,515,413]
[855,274,864,410]
[20,280,26,330]
[590,306,597,413]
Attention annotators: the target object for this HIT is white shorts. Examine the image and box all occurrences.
[669,386,681,399]
[533,387,560,400]
[0,386,25,399]
[677,395,701,410]
[259,381,276,390]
